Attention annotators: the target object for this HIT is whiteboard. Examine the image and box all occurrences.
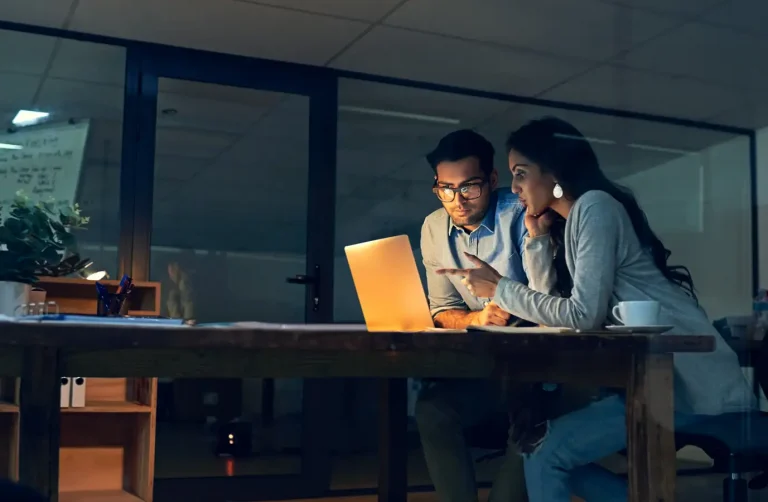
[0,120,90,215]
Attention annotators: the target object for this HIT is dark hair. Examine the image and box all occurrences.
[426,129,495,176]
[505,116,696,300]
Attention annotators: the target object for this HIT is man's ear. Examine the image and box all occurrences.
[489,169,499,190]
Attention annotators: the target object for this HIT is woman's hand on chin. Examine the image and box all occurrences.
[524,207,555,238]
[435,252,503,298]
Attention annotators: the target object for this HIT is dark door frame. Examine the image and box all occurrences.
[122,44,340,502]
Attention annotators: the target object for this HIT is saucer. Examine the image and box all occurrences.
[605,325,673,334]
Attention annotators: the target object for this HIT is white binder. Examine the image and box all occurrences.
[60,377,71,407]
[71,377,86,407]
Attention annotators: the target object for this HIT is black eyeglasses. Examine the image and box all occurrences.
[432,180,487,202]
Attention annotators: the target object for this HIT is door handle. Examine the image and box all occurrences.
[286,275,316,285]
[286,265,321,311]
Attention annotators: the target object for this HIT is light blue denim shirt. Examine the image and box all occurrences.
[420,188,530,317]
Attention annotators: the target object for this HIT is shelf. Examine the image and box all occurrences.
[62,401,151,413]
[0,401,18,413]
[60,490,144,502]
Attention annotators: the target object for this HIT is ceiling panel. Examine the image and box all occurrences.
[154,156,211,182]
[541,64,742,120]
[386,0,679,61]
[619,22,768,91]
[0,30,56,75]
[48,39,126,86]
[159,79,285,107]
[156,92,271,134]
[707,91,768,130]
[36,78,124,122]
[243,0,404,21]
[698,0,768,36]
[0,0,76,28]
[69,0,370,65]
[597,0,724,16]
[339,78,508,126]
[154,127,236,159]
[331,26,592,96]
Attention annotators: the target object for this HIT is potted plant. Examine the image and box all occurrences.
[0,191,91,315]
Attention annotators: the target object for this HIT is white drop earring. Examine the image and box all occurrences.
[553,183,563,199]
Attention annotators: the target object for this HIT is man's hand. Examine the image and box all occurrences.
[524,208,555,238]
[469,301,511,327]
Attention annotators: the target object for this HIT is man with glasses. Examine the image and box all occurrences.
[416,129,554,502]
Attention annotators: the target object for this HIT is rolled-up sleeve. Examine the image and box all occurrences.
[421,220,467,317]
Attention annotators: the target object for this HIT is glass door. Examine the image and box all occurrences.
[125,48,338,502]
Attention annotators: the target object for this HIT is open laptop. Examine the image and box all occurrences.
[344,234,572,334]
[344,235,437,332]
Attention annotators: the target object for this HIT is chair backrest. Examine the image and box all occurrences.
[753,335,768,400]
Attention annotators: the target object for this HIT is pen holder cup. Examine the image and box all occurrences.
[96,293,130,317]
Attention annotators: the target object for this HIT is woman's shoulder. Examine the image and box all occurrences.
[568,190,635,242]
[570,190,625,224]
[573,190,621,211]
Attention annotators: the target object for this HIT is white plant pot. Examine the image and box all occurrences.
[0,281,31,317]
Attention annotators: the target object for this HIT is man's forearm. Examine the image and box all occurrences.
[433,309,478,329]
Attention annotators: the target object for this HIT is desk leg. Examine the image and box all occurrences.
[378,378,408,502]
[18,347,60,502]
[626,353,675,502]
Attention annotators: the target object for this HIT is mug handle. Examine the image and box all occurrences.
[611,305,623,324]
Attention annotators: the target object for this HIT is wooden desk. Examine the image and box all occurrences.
[0,323,714,502]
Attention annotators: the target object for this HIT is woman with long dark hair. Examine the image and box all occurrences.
[437,116,754,502]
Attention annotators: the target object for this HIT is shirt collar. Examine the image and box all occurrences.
[447,191,498,236]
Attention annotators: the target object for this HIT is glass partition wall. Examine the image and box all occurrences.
[0,21,758,502]
[333,78,755,491]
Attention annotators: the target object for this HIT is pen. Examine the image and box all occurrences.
[116,274,129,295]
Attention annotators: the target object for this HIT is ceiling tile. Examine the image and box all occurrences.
[155,127,236,160]
[156,91,272,134]
[0,29,56,75]
[541,64,742,120]
[332,26,591,96]
[707,90,768,130]
[48,39,127,86]
[619,22,768,91]
[158,79,285,107]
[0,0,76,28]
[70,0,370,65]
[241,0,404,21]
[36,78,124,122]
[339,78,510,126]
[698,0,768,37]
[386,0,679,61]
[597,0,723,16]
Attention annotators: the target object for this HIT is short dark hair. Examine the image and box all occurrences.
[425,129,495,176]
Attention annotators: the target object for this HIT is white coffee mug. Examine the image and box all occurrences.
[611,301,660,326]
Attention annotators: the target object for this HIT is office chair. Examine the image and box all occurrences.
[674,330,768,502]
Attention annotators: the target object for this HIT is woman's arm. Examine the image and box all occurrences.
[493,197,621,330]
[521,234,558,295]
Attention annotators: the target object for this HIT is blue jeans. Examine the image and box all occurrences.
[523,394,699,502]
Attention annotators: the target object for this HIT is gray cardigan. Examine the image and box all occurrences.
[493,190,755,416]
